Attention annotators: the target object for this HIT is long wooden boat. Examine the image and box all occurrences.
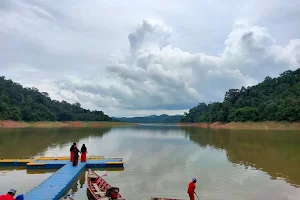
[87,169,125,200]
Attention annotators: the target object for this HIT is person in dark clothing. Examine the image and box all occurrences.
[72,144,79,166]
[70,143,75,151]
[15,194,24,200]
[80,144,87,153]
[80,144,87,162]
[70,142,76,162]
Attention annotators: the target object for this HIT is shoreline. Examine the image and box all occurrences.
[0,120,138,128]
[179,121,300,130]
[1,120,300,130]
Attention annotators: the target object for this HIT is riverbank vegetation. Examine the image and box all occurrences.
[0,76,111,122]
[181,69,300,123]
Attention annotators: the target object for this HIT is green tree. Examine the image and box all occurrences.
[181,68,300,123]
[8,106,22,121]
[0,77,112,122]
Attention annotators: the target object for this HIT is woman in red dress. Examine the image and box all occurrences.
[80,144,87,162]
[70,143,76,162]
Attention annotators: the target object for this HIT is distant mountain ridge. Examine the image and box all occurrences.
[113,114,183,123]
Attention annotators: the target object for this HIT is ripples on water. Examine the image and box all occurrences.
[0,126,300,200]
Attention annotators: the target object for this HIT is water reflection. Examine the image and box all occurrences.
[1,126,300,200]
[0,127,112,158]
[71,179,78,194]
[0,167,59,174]
[60,168,124,200]
[80,171,85,188]
[181,127,300,187]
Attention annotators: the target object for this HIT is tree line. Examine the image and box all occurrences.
[0,76,111,121]
[180,69,300,123]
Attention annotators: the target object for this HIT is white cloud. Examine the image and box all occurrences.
[56,20,300,116]
[0,0,299,117]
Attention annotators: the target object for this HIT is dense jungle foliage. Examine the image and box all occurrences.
[181,69,300,122]
[0,76,111,121]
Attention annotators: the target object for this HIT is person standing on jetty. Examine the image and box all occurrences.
[80,144,87,162]
[72,143,80,166]
[70,142,76,162]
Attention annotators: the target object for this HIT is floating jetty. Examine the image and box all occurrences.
[0,156,124,169]
[0,159,32,166]
[0,156,124,200]
[25,162,86,200]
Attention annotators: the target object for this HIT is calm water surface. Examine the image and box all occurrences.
[0,125,300,200]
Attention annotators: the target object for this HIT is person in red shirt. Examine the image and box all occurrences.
[0,189,17,200]
[187,178,197,200]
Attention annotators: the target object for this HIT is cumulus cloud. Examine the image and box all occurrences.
[57,20,300,115]
[128,20,172,53]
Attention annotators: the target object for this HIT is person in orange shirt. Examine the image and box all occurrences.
[187,178,197,200]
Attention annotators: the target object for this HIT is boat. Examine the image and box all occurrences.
[87,169,125,200]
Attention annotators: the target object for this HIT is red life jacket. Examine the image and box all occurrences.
[187,181,196,194]
[0,194,15,200]
[110,193,119,199]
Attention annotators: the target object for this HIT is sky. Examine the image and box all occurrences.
[0,0,299,117]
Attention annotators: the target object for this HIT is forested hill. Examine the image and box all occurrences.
[0,76,111,121]
[113,114,183,123]
[181,69,300,123]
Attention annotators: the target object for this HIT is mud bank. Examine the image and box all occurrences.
[179,121,300,130]
[0,120,137,128]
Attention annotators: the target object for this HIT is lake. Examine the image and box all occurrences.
[0,125,300,200]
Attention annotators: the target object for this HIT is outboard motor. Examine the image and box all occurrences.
[106,187,120,199]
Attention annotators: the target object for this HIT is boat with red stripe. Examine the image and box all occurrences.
[87,169,125,200]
